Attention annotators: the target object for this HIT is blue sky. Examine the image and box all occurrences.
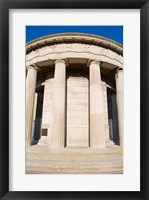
[26,26,123,45]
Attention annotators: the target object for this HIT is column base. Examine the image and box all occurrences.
[26,142,31,147]
[105,139,114,147]
[90,145,106,149]
[38,136,49,145]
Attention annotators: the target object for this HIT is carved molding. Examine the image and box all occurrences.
[26,43,123,68]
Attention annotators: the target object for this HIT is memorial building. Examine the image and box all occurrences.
[26,33,123,173]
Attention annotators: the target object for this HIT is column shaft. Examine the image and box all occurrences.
[90,61,105,148]
[102,83,110,141]
[26,66,37,146]
[32,93,38,139]
[50,60,66,148]
[115,69,123,146]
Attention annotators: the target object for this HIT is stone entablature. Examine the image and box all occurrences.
[26,43,123,68]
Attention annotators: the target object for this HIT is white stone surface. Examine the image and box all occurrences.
[66,76,89,147]
[115,69,124,146]
[26,43,123,68]
[49,60,66,148]
[26,66,37,146]
[90,61,105,148]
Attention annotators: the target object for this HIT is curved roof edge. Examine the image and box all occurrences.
[26,33,123,55]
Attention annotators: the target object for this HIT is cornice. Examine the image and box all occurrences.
[26,33,123,56]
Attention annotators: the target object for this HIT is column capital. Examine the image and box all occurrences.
[87,60,101,67]
[116,68,123,73]
[115,68,123,79]
[55,59,66,65]
[27,64,38,71]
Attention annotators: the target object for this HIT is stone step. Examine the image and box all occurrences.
[26,145,123,174]
[26,145,122,154]
[26,166,123,174]
[26,160,122,168]
[27,153,122,162]
[26,159,123,174]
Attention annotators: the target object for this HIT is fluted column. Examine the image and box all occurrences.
[115,69,123,146]
[50,59,66,148]
[90,61,105,148]
[26,65,38,146]
[32,93,38,139]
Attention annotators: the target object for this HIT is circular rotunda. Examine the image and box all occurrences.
[26,33,123,150]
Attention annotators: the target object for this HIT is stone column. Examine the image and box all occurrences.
[26,65,38,146]
[50,59,66,148]
[115,69,123,146]
[32,92,38,139]
[102,83,110,141]
[89,61,105,148]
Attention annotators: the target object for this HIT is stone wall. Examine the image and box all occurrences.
[40,73,109,147]
[41,78,53,137]
[66,76,89,147]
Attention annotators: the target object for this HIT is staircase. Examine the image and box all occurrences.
[26,144,123,174]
